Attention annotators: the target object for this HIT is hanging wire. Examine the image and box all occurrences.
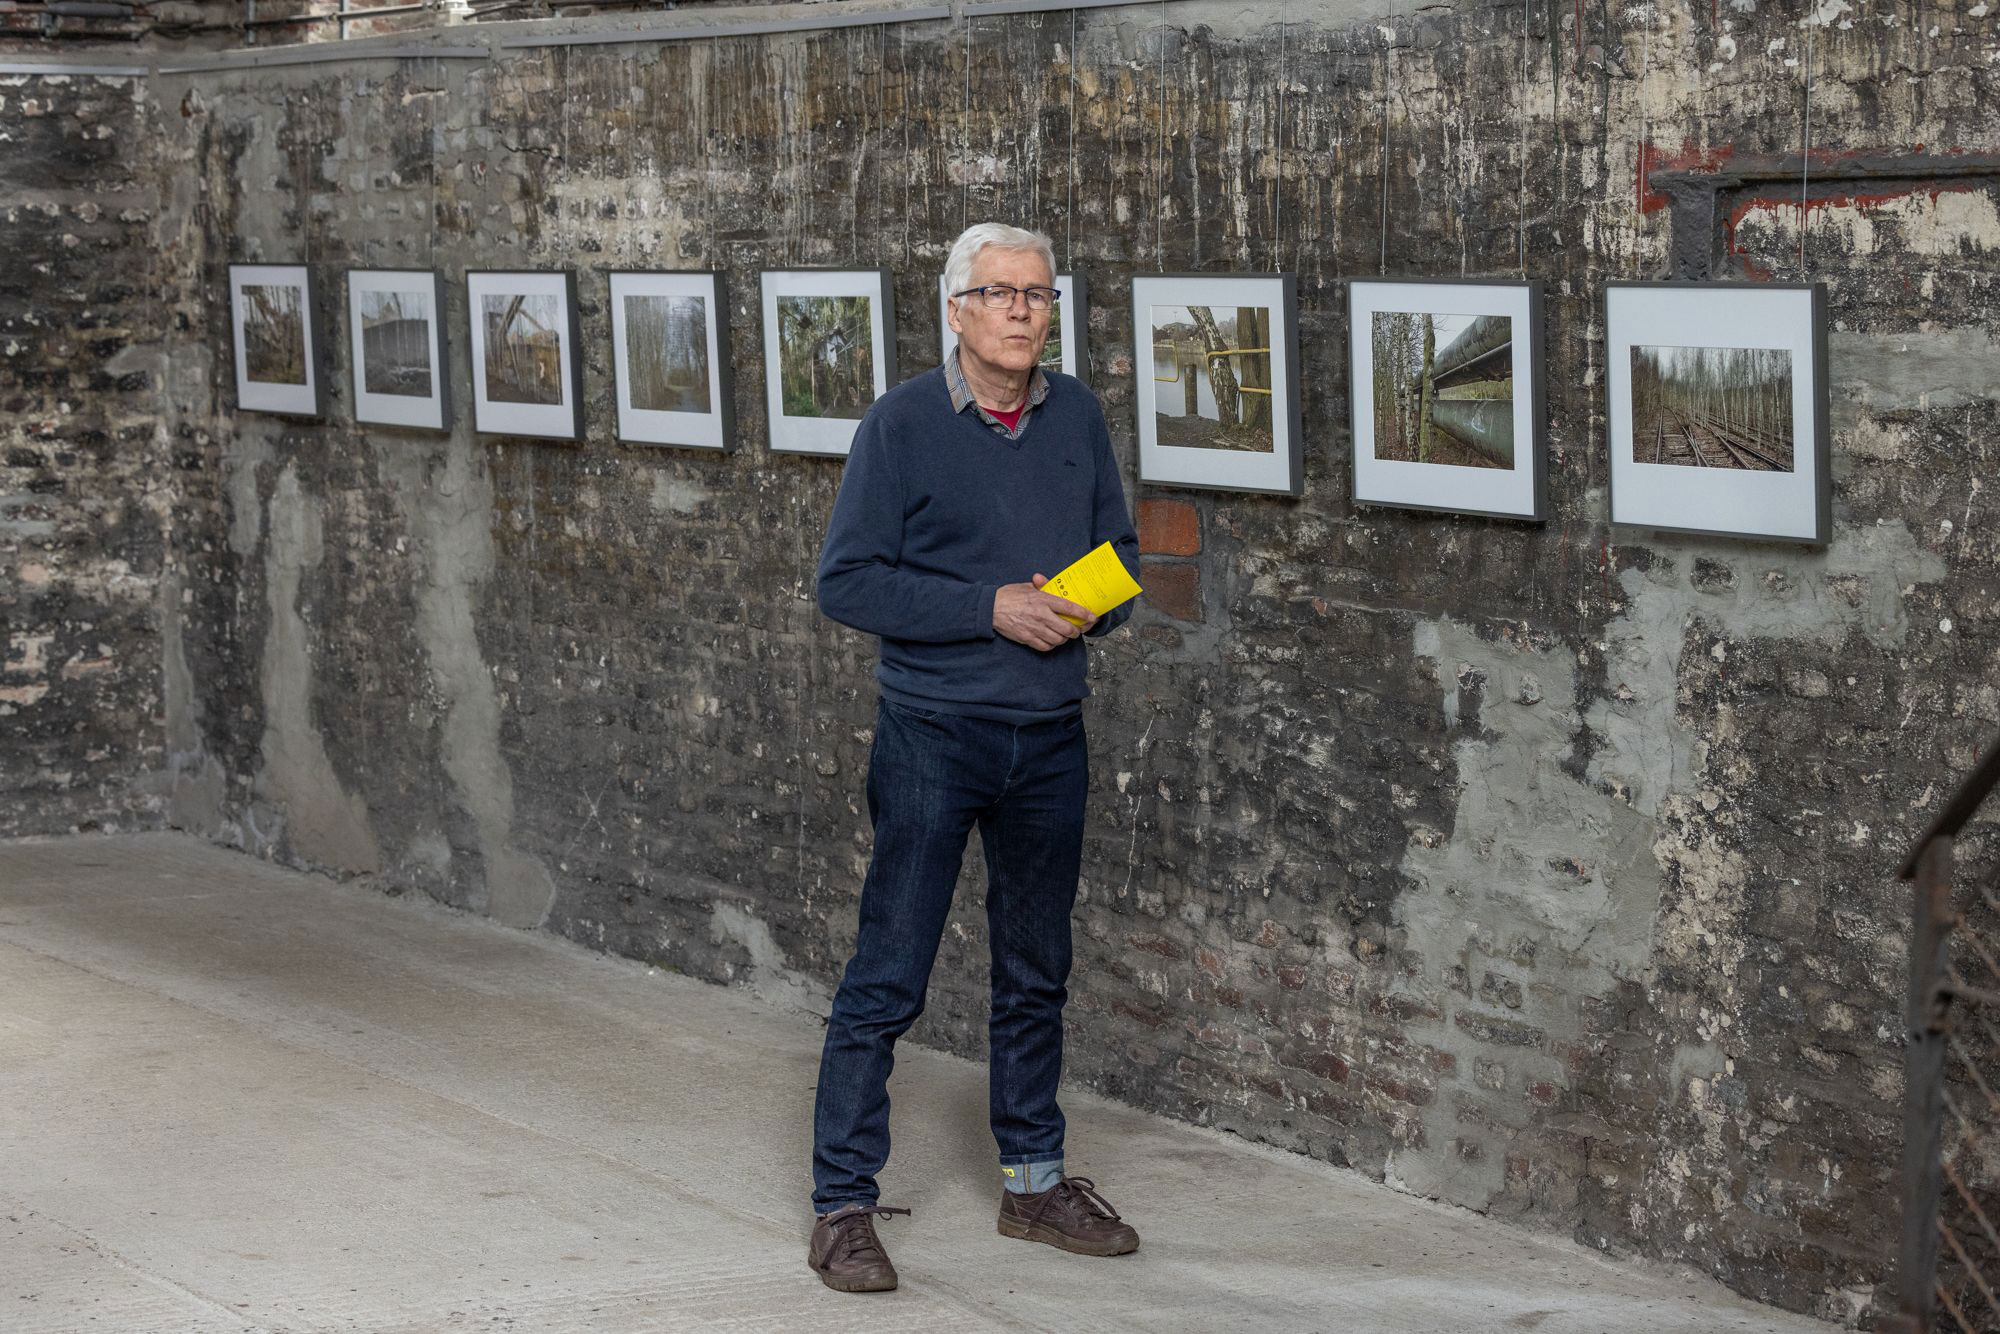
[428,52,440,275]
[1517,0,1530,278]
[1066,6,1077,271]
[705,36,718,270]
[875,24,887,271]
[789,39,803,266]
[1273,22,1285,273]
[1798,15,1813,278]
[961,13,973,230]
[1378,0,1392,274]
[559,46,573,258]
[1155,0,1167,271]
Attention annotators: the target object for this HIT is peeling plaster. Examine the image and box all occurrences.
[252,462,383,874]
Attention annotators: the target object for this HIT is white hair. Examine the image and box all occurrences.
[942,223,1056,306]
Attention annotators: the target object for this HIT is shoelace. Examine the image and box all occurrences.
[1023,1175,1121,1231]
[824,1204,910,1266]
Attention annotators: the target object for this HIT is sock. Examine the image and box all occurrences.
[1001,1159,1064,1194]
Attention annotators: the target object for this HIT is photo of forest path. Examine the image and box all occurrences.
[482,293,563,405]
[1371,312,1513,469]
[1150,304,1274,452]
[361,289,433,398]
[243,284,307,385]
[778,296,874,419]
[1630,345,1794,471]
[625,294,711,414]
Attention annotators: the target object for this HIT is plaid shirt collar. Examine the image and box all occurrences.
[944,347,1050,440]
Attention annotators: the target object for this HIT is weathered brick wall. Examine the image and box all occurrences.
[148,2,1999,1322]
[0,71,167,836]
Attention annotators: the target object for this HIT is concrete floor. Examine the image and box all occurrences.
[0,833,1836,1334]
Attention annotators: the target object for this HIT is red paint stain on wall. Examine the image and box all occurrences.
[1636,140,1736,214]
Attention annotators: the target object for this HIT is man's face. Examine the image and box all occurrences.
[947,247,1053,377]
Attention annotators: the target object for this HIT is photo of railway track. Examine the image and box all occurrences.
[1370,311,1513,469]
[1630,344,1794,472]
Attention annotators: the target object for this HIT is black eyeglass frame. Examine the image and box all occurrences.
[951,284,1061,311]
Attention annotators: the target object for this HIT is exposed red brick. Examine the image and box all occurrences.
[1139,560,1202,623]
[1136,498,1201,556]
[1303,1048,1350,1083]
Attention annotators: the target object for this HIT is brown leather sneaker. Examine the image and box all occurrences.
[807,1203,910,1292]
[997,1176,1139,1257]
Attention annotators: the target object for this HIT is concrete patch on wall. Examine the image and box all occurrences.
[251,461,383,874]
[1830,326,2000,421]
[710,900,832,1017]
[379,438,555,930]
[1397,617,1656,1206]
[1398,520,1945,1215]
[161,565,227,835]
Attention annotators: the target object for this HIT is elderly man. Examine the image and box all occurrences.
[806,222,1143,1293]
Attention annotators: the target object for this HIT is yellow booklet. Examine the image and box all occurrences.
[1042,541,1143,626]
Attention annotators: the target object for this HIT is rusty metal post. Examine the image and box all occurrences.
[1182,350,1198,418]
[1899,835,1957,1332]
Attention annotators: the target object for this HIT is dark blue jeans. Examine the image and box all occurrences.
[811,696,1087,1212]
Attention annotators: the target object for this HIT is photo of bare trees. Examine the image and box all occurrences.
[481,293,564,406]
[1630,345,1794,471]
[360,289,432,398]
[1038,295,1063,370]
[1149,303,1273,452]
[242,283,308,385]
[778,295,874,419]
[1370,312,1513,469]
[623,294,711,415]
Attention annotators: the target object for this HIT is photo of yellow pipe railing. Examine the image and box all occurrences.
[1153,346,1272,391]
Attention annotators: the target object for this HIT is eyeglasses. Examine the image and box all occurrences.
[953,284,1059,311]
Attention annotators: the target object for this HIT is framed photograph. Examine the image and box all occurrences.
[347,269,451,433]
[940,272,1089,382]
[1606,282,1829,544]
[607,270,733,451]
[229,263,327,417]
[760,269,897,457]
[1348,279,1545,521]
[1133,273,1302,496]
[465,269,584,441]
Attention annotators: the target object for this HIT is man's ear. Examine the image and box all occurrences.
[945,296,963,336]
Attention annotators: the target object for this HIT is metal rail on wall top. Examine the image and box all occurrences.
[1,0,1167,78]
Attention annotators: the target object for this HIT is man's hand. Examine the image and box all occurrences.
[993,573,1096,650]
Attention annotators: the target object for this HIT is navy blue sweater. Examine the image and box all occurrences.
[815,366,1141,722]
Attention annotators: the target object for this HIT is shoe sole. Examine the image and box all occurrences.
[996,1214,1140,1257]
[806,1251,898,1293]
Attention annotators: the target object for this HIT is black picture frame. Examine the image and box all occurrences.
[346,268,453,434]
[465,268,586,442]
[228,261,330,420]
[1604,280,1830,546]
[603,268,736,453]
[759,266,899,458]
[1132,272,1304,498]
[1345,276,1547,523]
